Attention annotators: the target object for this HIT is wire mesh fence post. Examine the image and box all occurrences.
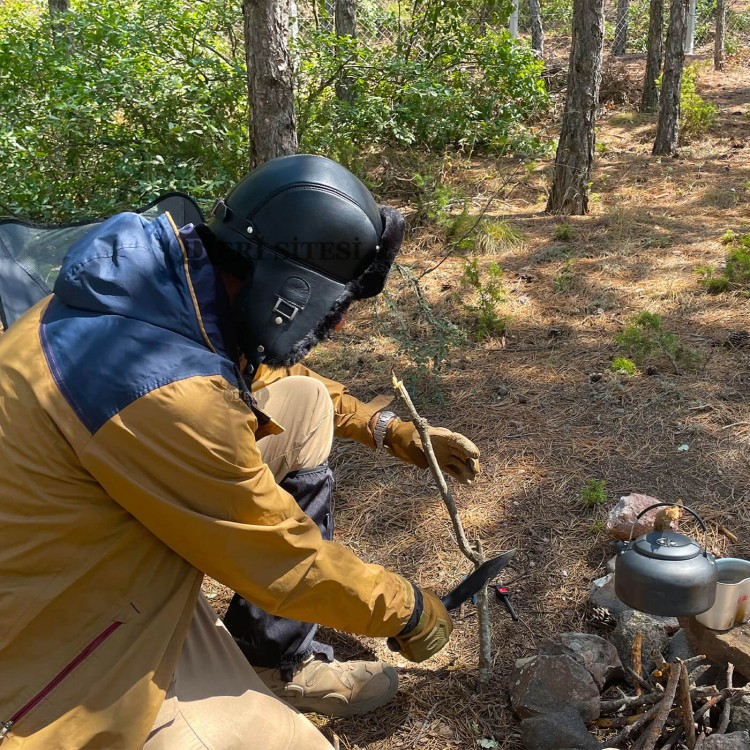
[683,0,696,52]
[510,0,520,37]
[613,0,629,54]
[714,0,726,68]
[529,0,544,54]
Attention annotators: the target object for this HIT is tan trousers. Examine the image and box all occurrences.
[145,377,335,750]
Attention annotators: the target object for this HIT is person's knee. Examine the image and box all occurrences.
[292,377,334,428]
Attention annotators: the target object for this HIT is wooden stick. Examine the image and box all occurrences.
[633,632,644,696]
[625,665,655,693]
[716,662,735,735]
[392,374,480,565]
[636,662,681,750]
[474,538,493,687]
[391,373,490,685]
[678,663,697,749]
[606,701,663,747]
[600,690,663,715]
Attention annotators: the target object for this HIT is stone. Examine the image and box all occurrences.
[730,696,750,733]
[520,707,600,750]
[680,618,750,680]
[590,573,632,618]
[539,632,623,689]
[667,628,695,662]
[509,654,600,721]
[606,493,663,540]
[610,610,670,679]
[702,732,750,750]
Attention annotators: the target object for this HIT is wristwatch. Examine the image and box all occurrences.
[372,410,397,451]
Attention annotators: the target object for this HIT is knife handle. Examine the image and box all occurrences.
[494,586,519,621]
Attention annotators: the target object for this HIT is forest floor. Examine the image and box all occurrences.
[205,49,750,749]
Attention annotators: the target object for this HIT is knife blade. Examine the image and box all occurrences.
[440,549,517,611]
[387,549,517,653]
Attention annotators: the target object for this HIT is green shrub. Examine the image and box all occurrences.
[614,311,703,374]
[554,223,573,241]
[679,65,718,143]
[611,356,637,375]
[462,258,509,341]
[0,0,248,221]
[580,479,607,507]
[294,0,549,156]
[553,256,575,293]
[697,232,750,294]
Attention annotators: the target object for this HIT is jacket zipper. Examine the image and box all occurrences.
[0,621,123,740]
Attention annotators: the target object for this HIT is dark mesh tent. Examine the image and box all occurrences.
[0,192,203,330]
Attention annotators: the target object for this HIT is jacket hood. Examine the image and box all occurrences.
[53,212,229,354]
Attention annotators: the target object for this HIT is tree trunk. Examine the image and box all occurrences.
[48,0,71,44]
[529,0,545,56]
[613,0,629,55]
[641,0,664,111]
[714,0,726,69]
[335,0,356,102]
[48,0,70,14]
[244,0,298,168]
[653,0,688,156]
[546,0,605,215]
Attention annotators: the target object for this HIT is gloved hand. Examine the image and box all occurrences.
[391,589,453,663]
[385,418,480,484]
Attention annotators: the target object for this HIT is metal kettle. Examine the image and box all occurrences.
[615,503,718,617]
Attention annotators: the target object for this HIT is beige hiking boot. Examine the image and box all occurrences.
[255,655,398,717]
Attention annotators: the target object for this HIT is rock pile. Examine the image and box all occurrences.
[507,493,750,749]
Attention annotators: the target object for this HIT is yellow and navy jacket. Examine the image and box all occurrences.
[0,212,413,749]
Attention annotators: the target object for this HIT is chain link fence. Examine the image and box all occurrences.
[293,0,750,60]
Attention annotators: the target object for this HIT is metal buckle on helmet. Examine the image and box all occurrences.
[272,296,299,321]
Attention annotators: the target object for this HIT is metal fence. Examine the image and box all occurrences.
[293,0,750,60]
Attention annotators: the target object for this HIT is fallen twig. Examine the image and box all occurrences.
[606,701,663,747]
[635,662,681,750]
[633,632,644,697]
[715,662,734,735]
[391,373,491,685]
[600,690,663,715]
[678,662,697,749]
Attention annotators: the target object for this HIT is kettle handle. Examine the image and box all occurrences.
[627,502,709,555]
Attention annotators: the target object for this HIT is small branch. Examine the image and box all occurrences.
[391,373,490,684]
[601,690,663,715]
[475,539,493,689]
[636,663,681,750]
[633,632,644,697]
[606,700,663,747]
[678,663,697,749]
[716,662,735,735]
[391,373,479,565]
[625,665,656,693]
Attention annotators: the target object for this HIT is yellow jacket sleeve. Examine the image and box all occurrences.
[253,363,391,448]
[79,374,414,638]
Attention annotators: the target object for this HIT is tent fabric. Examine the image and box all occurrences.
[0,192,203,329]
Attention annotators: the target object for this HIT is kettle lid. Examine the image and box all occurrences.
[633,531,703,561]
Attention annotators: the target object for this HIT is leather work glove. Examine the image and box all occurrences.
[385,419,480,484]
[391,589,453,663]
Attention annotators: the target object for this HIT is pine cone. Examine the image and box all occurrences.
[587,605,617,631]
[726,330,749,348]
